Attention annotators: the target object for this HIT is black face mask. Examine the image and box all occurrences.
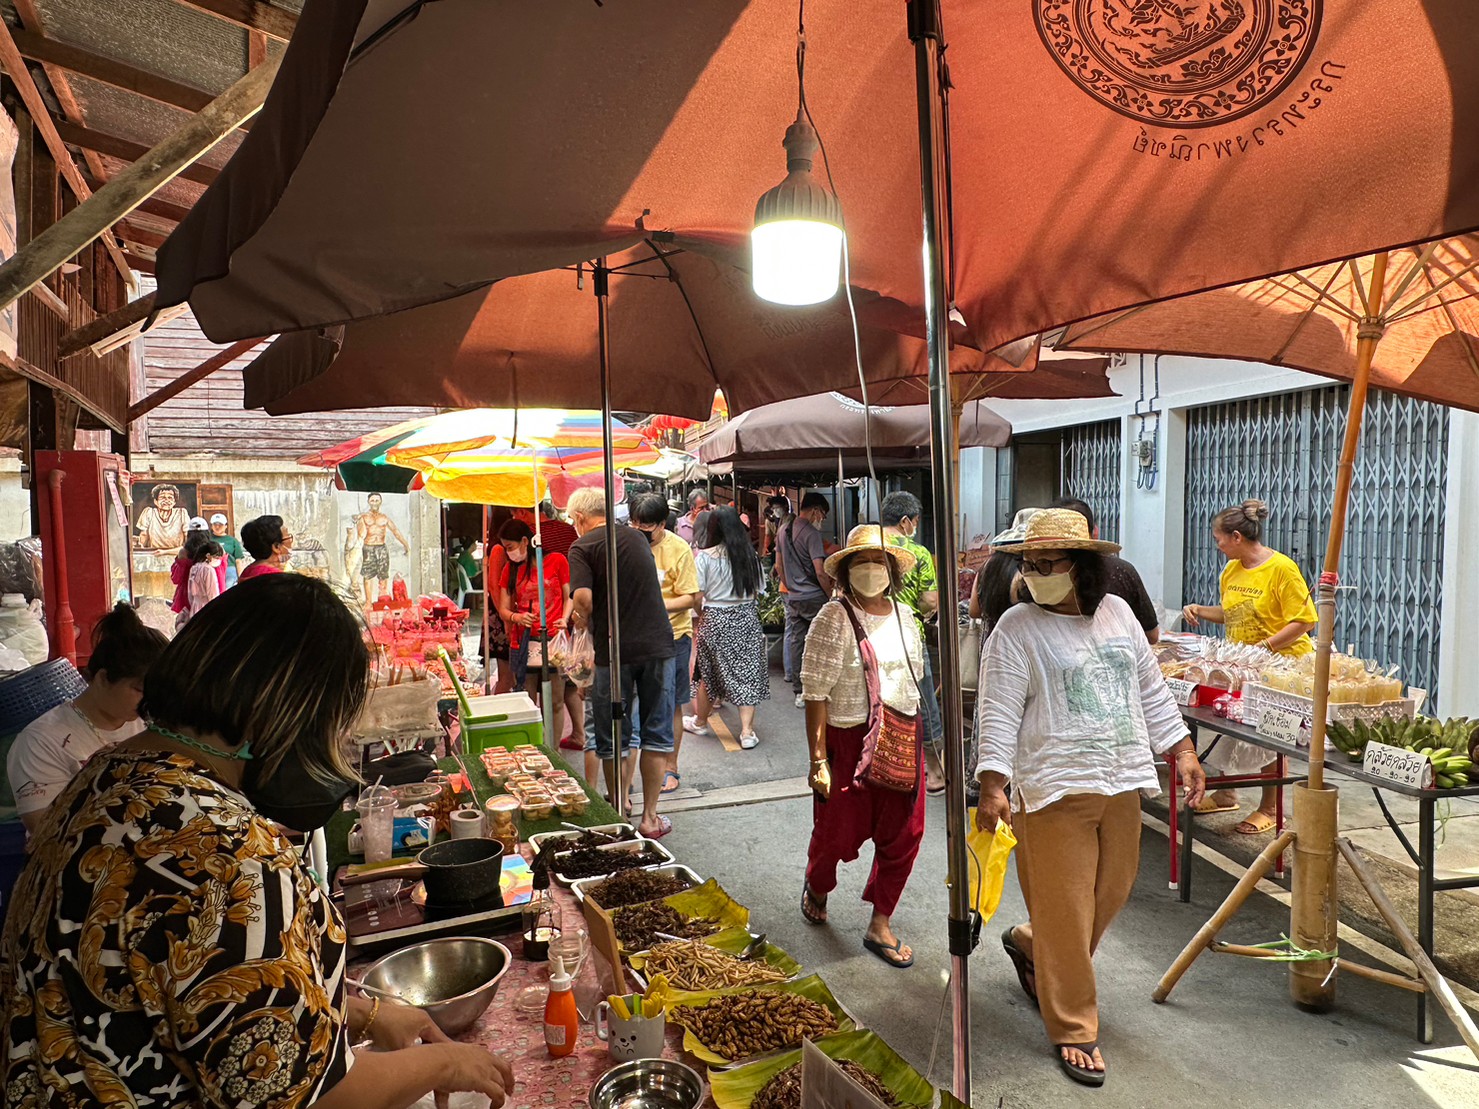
[242,745,357,831]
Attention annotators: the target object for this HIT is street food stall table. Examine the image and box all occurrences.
[1176,705,1479,1041]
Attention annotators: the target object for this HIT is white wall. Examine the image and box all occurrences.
[0,457,28,538]
[957,446,997,546]
[1436,410,1479,718]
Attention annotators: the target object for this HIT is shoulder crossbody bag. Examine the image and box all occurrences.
[839,600,922,792]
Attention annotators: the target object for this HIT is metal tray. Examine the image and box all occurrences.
[570,863,703,907]
[527,823,637,854]
[549,836,674,886]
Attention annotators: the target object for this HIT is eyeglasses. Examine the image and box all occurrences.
[1018,555,1072,576]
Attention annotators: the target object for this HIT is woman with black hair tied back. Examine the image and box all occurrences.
[975,509,1206,1087]
[6,603,166,837]
[685,507,770,749]
[0,575,515,1109]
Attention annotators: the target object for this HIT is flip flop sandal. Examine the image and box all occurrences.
[1191,796,1239,814]
[800,881,828,926]
[1235,811,1277,834]
[863,936,914,968]
[641,815,674,839]
[660,770,682,795]
[1055,1043,1105,1087]
[1001,927,1038,1007]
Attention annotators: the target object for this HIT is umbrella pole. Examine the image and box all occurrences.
[836,449,844,542]
[910,4,973,1099]
[533,464,557,747]
[596,258,626,812]
[481,504,491,695]
[1290,251,1388,1011]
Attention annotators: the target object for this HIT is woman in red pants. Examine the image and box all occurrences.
[799,525,925,969]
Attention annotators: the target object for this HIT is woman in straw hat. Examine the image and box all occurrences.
[974,508,1206,1087]
[799,524,926,969]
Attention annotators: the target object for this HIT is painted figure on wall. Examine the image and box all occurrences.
[356,492,409,602]
[133,482,195,551]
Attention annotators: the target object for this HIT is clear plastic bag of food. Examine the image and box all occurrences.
[562,628,596,688]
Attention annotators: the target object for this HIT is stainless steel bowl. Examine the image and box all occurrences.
[360,936,511,1034]
[589,1059,705,1109]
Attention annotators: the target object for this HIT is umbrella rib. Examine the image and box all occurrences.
[1271,267,1347,363]
[1283,271,1362,322]
[1380,243,1442,312]
[642,238,721,388]
[1348,259,1375,317]
[1386,255,1479,323]
[1422,267,1479,383]
[1059,303,1157,346]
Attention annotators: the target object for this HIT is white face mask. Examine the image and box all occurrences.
[1023,570,1075,606]
[850,563,891,598]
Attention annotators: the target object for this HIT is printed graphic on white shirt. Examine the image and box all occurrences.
[1061,641,1138,748]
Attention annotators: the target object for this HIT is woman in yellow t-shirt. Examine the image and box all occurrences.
[1181,499,1317,833]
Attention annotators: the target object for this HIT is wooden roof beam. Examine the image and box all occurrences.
[0,52,281,313]
[134,196,194,225]
[173,1,297,42]
[60,291,156,357]
[129,336,265,421]
[0,22,134,281]
[53,119,220,186]
[12,28,226,117]
[11,1,111,188]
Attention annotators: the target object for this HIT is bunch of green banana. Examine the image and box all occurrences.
[1400,716,1474,788]
[1325,720,1369,762]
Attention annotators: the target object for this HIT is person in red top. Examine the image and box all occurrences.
[497,519,576,744]
[239,515,294,581]
[538,501,580,558]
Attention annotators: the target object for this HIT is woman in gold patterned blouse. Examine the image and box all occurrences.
[0,575,514,1109]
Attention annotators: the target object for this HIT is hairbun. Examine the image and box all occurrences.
[1242,499,1269,521]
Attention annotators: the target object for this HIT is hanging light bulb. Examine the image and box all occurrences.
[752,110,844,306]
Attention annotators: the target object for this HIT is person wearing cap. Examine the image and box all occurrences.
[974,509,1206,1087]
[799,525,925,970]
[209,513,247,587]
[169,518,214,617]
[969,509,1036,628]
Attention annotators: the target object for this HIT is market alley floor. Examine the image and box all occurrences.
[634,674,1479,1108]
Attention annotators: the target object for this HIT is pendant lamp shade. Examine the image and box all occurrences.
[751,112,844,306]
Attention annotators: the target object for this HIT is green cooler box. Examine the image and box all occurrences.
[456,691,544,754]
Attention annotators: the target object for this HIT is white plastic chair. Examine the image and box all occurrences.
[456,565,484,611]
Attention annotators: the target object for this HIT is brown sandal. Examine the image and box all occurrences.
[1235,811,1276,834]
[801,882,827,926]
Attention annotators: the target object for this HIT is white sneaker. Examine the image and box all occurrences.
[739,732,760,750]
[794,694,806,709]
[682,715,712,736]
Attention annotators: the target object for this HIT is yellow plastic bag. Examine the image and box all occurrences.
[966,809,1018,924]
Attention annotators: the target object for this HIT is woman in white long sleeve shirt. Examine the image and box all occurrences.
[974,510,1206,1087]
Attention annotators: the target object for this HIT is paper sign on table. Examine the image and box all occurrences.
[1258,708,1305,744]
[1164,678,1196,707]
[1362,740,1434,789]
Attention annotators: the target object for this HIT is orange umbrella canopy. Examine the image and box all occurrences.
[1058,239,1479,414]
[160,2,1479,358]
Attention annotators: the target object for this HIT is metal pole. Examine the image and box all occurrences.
[596,259,625,806]
[909,2,972,1100]
[532,463,556,746]
[481,503,491,695]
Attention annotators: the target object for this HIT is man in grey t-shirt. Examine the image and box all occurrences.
[776,492,835,708]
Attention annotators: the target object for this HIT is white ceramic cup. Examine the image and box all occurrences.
[450,808,485,839]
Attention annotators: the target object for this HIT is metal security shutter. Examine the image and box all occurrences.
[1183,387,1448,695]
[1062,419,1123,542]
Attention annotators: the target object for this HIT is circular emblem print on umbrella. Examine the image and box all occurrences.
[1036,0,1322,128]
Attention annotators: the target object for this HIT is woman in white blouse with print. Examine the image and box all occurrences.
[975,509,1206,1087]
[800,525,925,969]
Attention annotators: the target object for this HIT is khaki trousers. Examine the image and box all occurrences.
[1012,790,1141,1046]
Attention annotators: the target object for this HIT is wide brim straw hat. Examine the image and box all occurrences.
[990,507,1041,548]
[994,507,1121,554]
[823,524,916,580]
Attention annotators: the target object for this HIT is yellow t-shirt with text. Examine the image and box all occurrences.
[1218,552,1317,656]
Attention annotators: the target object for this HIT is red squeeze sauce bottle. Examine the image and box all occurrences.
[543,956,578,1057]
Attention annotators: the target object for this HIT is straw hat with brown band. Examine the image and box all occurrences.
[823,524,916,582]
[992,507,1121,555]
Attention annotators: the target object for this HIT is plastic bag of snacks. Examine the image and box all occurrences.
[562,628,596,688]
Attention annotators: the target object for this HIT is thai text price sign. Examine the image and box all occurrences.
[1258,708,1305,744]
[1164,678,1196,707]
[1362,740,1434,789]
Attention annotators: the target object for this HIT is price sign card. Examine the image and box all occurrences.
[1362,740,1434,789]
[1165,678,1196,707]
[1258,708,1305,744]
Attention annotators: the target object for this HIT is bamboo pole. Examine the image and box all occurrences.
[1338,838,1479,1059]
[1306,251,1388,791]
[1289,781,1339,1010]
[0,53,281,313]
[1154,829,1295,1002]
[1336,960,1427,994]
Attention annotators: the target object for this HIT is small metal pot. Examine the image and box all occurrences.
[416,836,505,905]
[589,1059,704,1109]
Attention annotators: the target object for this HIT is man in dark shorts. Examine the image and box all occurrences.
[1048,496,1160,644]
[776,492,835,708]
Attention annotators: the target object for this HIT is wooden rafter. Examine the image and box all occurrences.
[248,30,269,70]
[134,196,194,225]
[11,1,111,189]
[118,224,168,251]
[60,292,157,357]
[128,337,265,421]
[0,22,134,280]
[13,29,221,116]
[53,119,220,186]
[0,54,281,312]
[174,1,297,42]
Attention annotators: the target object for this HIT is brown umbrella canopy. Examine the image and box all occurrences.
[839,352,1116,407]
[159,3,1479,354]
[241,245,1022,419]
[1058,239,1479,414]
[696,391,1009,469]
